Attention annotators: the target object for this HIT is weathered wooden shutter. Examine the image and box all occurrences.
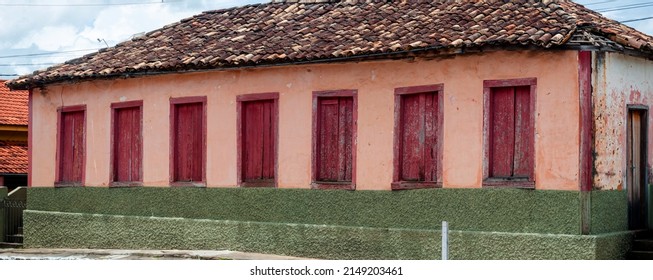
[59,110,85,183]
[173,102,204,182]
[316,97,354,182]
[242,99,276,182]
[113,106,141,182]
[399,91,438,182]
[489,86,532,178]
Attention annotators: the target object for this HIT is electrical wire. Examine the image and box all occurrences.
[621,16,653,23]
[0,63,57,66]
[0,0,181,7]
[579,0,617,6]
[0,49,99,59]
[595,2,653,12]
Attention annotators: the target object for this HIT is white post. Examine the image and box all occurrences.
[442,221,449,260]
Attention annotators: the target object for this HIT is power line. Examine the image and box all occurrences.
[0,0,180,7]
[0,48,99,59]
[621,16,653,23]
[579,0,617,6]
[595,2,653,12]
[0,74,19,77]
[0,63,57,66]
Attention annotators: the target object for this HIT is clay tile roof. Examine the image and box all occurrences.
[0,141,27,174]
[7,0,653,90]
[0,81,28,126]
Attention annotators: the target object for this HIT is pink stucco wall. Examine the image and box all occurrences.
[30,50,581,190]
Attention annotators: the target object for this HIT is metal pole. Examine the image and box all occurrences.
[442,221,448,260]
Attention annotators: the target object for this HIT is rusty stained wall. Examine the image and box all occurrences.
[593,52,653,190]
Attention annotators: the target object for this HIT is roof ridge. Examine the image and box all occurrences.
[269,0,564,3]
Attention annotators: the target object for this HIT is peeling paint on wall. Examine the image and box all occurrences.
[593,52,653,190]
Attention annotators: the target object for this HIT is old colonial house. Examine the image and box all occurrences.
[6,0,653,259]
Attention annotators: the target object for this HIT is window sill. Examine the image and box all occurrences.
[240,180,275,188]
[54,182,83,188]
[391,181,442,190]
[311,181,355,190]
[170,181,206,187]
[110,182,143,188]
[483,178,535,189]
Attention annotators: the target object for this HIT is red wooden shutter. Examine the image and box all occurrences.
[489,86,532,178]
[59,110,85,183]
[173,102,204,182]
[489,87,515,178]
[399,91,438,182]
[316,97,353,182]
[242,99,276,183]
[513,86,533,177]
[113,106,141,182]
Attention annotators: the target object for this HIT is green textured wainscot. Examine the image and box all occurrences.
[23,210,631,260]
[27,187,582,234]
[589,190,628,234]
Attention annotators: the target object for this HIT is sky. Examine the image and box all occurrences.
[1,0,653,80]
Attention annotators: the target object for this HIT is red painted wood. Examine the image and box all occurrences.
[398,91,438,182]
[578,51,593,192]
[392,84,443,190]
[112,106,142,183]
[489,87,515,178]
[59,110,85,184]
[173,102,204,182]
[315,97,354,182]
[311,90,357,190]
[513,86,532,177]
[242,99,276,182]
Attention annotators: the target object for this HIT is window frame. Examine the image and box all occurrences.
[54,104,87,187]
[110,100,144,187]
[236,92,279,188]
[483,78,537,188]
[169,96,207,187]
[311,89,358,190]
[392,84,444,190]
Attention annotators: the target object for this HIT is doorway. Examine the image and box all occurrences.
[627,107,649,230]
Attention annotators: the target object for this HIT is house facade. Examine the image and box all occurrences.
[7,0,653,259]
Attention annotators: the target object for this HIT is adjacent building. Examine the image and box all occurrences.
[0,81,28,191]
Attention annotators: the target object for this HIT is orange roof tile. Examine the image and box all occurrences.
[0,80,28,126]
[7,0,653,90]
[0,141,27,174]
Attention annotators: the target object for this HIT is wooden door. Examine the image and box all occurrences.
[315,97,353,182]
[241,99,276,185]
[173,102,204,182]
[398,92,438,182]
[112,106,142,183]
[58,110,85,184]
[627,108,648,230]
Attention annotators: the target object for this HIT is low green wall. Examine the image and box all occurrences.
[27,187,582,234]
[23,210,631,259]
[590,190,628,234]
[24,187,633,259]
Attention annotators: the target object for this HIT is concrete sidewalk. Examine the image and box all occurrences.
[0,248,311,260]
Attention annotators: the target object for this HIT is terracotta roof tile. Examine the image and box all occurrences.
[7,0,653,90]
[0,81,28,126]
[0,141,27,174]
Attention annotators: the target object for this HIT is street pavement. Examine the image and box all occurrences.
[0,248,311,260]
